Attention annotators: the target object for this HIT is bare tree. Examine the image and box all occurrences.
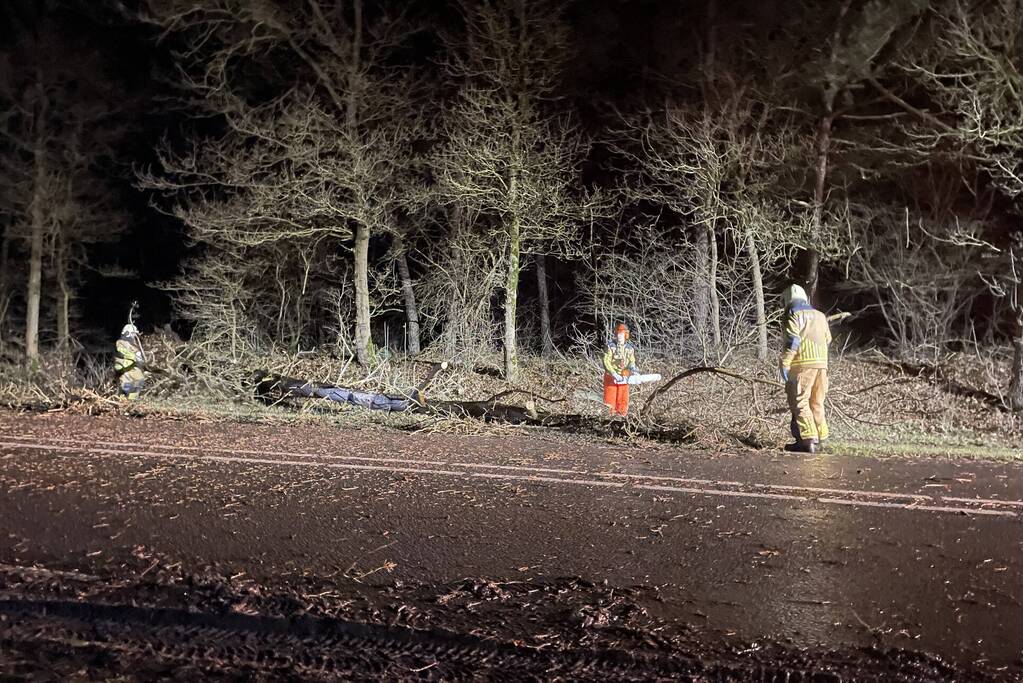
[417,205,504,363]
[434,0,594,381]
[614,89,802,362]
[0,55,51,363]
[843,203,988,361]
[578,222,764,362]
[898,0,1023,407]
[0,20,126,362]
[1006,240,1023,410]
[534,254,554,356]
[793,0,929,298]
[144,0,418,365]
[391,233,421,356]
[0,219,11,354]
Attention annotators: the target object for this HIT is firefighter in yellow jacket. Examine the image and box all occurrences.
[779,285,831,453]
[114,324,147,400]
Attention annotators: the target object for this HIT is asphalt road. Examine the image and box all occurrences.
[1,412,1021,679]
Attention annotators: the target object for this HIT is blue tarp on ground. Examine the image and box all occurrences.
[286,382,411,412]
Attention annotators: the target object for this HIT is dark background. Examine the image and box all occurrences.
[1,0,1013,353]
[3,0,747,344]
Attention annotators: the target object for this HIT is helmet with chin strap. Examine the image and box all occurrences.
[121,323,139,338]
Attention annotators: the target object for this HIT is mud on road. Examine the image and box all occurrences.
[1,411,1021,680]
[0,561,980,681]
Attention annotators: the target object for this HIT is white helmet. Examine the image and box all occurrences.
[121,323,139,337]
[782,284,808,307]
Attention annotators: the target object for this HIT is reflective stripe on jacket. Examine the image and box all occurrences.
[603,341,637,376]
[115,337,144,374]
[780,300,831,370]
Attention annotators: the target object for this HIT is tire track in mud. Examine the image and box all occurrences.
[1,436,1020,518]
[0,597,734,680]
[0,597,966,682]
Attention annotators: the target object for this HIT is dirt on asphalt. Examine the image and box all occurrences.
[0,411,1021,680]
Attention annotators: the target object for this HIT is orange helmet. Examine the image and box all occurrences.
[614,323,630,340]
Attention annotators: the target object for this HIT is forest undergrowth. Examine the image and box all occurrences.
[1,331,1019,460]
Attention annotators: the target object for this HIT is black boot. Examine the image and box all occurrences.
[784,440,819,454]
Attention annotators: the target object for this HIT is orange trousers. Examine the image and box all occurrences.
[603,373,630,416]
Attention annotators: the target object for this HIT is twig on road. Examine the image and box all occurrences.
[353,561,398,581]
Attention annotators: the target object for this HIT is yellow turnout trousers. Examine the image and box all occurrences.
[786,368,829,443]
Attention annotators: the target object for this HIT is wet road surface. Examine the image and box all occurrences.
[0,412,1021,679]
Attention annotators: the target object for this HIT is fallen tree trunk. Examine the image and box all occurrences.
[639,314,852,418]
[247,364,698,443]
[640,366,782,418]
[251,369,552,423]
[250,361,452,411]
[251,372,414,411]
[424,398,542,423]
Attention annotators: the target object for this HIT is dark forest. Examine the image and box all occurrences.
[1,0,1021,406]
[4,2,1023,679]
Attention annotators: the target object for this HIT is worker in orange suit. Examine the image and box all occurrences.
[603,323,640,416]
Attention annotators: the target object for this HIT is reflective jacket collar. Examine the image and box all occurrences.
[788,299,814,314]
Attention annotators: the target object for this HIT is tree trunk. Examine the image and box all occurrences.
[57,288,70,353]
[812,112,832,228]
[26,140,45,364]
[349,0,362,124]
[1010,325,1023,411]
[25,221,43,363]
[747,229,768,361]
[694,224,710,353]
[444,252,461,358]
[444,207,464,358]
[702,0,721,361]
[704,0,717,98]
[503,5,530,382]
[536,254,553,357]
[1010,278,1023,411]
[345,0,370,365]
[503,213,521,382]
[806,91,835,301]
[708,223,721,356]
[353,222,372,365]
[801,248,821,301]
[0,229,9,353]
[394,235,421,356]
[56,236,71,353]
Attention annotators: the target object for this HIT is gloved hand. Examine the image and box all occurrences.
[612,373,625,384]
[628,365,640,375]
[779,366,789,383]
